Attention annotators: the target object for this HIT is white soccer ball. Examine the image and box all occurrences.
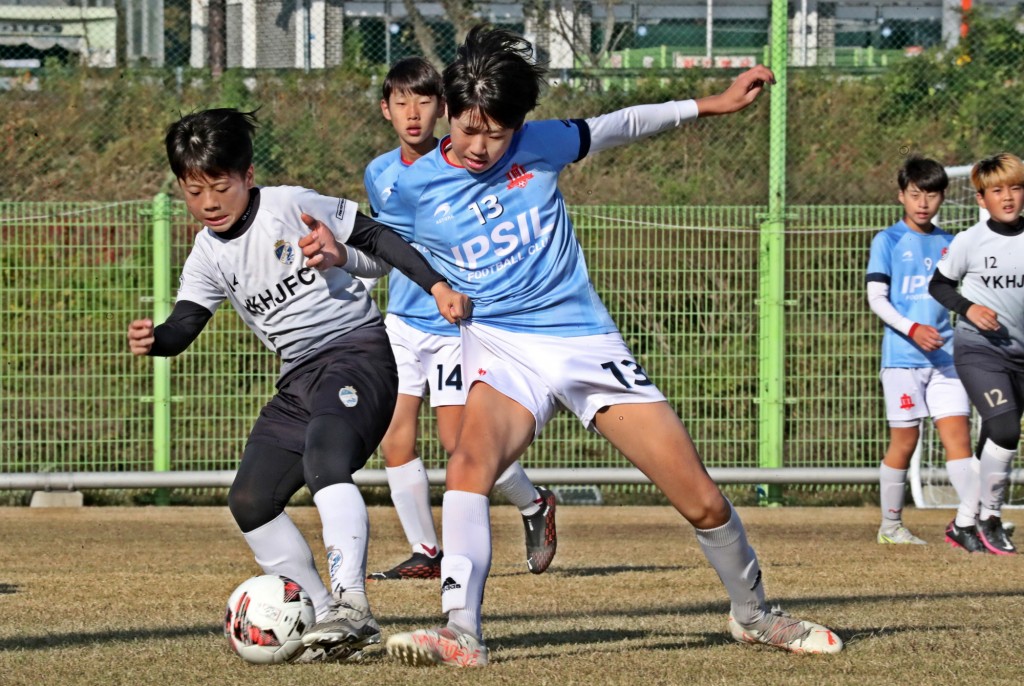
[223,575,315,664]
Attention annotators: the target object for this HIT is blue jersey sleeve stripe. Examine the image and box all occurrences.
[571,118,590,162]
[866,272,891,284]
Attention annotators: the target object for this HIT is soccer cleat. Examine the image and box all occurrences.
[386,625,488,667]
[368,550,443,581]
[944,520,989,554]
[523,487,557,573]
[728,608,843,654]
[977,516,1017,555]
[291,643,366,664]
[301,593,381,653]
[877,524,927,545]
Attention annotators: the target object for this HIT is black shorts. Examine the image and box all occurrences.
[954,328,1024,423]
[247,323,398,458]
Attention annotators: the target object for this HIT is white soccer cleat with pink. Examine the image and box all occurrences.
[386,625,489,667]
[728,608,843,654]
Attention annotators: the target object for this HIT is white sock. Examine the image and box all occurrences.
[441,490,491,640]
[242,512,333,619]
[946,456,980,528]
[386,458,440,556]
[694,501,768,627]
[493,462,542,515]
[313,482,369,597]
[979,439,1015,520]
[878,463,907,529]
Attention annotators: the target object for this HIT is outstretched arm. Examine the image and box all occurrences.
[584,65,775,155]
[695,65,775,116]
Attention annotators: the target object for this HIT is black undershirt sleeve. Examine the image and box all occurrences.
[347,211,447,294]
[148,300,214,357]
[928,271,974,319]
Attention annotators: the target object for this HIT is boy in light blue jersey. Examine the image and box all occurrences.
[865,157,977,549]
[364,57,558,581]
[305,25,842,664]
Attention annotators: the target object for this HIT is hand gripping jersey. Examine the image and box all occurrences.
[935,218,1024,359]
[175,186,380,375]
[375,119,617,337]
[866,220,954,367]
[365,146,458,337]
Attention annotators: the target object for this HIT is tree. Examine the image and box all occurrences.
[523,0,631,71]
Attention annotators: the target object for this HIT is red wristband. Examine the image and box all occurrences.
[908,323,920,338]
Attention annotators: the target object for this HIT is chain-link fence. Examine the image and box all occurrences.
[3,1,1022,205]
[3,1,1024,492]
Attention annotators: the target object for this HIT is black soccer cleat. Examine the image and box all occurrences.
[523,487,557,574]
[977,516,1017,555]
[368,551,443,580]
[944,520,989,554]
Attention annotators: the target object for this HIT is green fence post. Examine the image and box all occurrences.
[757,0,789,505]
[152,193,172,503]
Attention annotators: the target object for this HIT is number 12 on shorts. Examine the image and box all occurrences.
[601,360,653,389]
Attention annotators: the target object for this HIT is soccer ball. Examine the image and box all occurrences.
[224,575,315,664]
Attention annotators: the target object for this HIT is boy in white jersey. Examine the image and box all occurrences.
[865,157,977,548]
[366,58,558,581]
[930,152,1024,555]
[126,108,470,662]
[306,26,842,664]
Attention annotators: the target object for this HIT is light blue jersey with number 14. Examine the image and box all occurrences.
[375,118,617,337]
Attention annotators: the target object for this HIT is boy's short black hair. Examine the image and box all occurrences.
[165,108,258,180]
[382,56,443,102]
[898,157,948,193]
[443,24,547,130]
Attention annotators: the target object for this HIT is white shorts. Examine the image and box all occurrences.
[880,365,970,427]
[460,321,667,437]
[385,313,465,407]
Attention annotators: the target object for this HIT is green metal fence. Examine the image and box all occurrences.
[2,0,1020,490]
[3,198,977,477]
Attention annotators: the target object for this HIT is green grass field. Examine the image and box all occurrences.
[1,504,1022,685]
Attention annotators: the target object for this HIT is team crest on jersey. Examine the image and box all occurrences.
[338,386,359,407]
[274,240,296,265]
[506,163,534,190]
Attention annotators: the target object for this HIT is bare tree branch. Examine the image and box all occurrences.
[401,0,442,69]
[439,0,480,44]
[525,0,630,71]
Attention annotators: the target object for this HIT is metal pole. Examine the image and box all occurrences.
[384,0,391,66]
[151,194,173,487]
[800,0,808,66]
[757,0,789,505]
[1,467,920,490]
[706,0,713,61]
[304,0,312,72]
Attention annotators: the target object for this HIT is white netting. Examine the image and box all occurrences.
[911,412,1024,510]
[935,164,982,232]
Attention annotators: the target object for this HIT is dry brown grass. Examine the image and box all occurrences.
[1,505,1022,685]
